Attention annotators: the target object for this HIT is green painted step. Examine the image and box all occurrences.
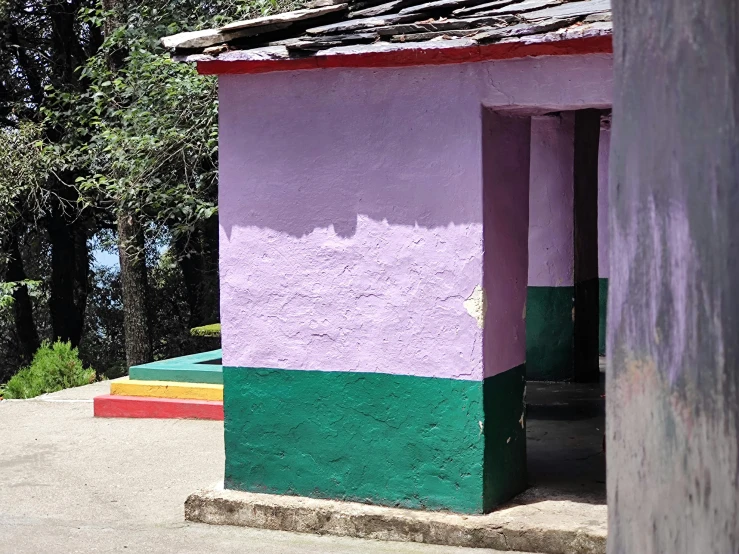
[129,350,223,384]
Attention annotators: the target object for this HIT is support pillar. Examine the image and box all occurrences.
[572,109,601,382]
[526,114,576,381]
[609,0,739,551]
[598,117,610,355]
[526,111,601,381]
[482,110,530,509]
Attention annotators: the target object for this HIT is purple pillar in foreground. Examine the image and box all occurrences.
[608,1,739,551]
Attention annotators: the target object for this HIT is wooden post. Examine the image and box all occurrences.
[573,109,600,382]
[608,1,739,552]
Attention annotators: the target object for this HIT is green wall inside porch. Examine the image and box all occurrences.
[525,280,608,381]
[526,286,574,381]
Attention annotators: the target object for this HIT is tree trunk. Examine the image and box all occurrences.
[47,214,89,346]
[117,213,151,367]
[203,214,220,324]
[175,216,220,329]
[608,1,739,552]
[6,232,40,362]
[103,0,151,367]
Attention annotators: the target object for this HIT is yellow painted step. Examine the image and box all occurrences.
[110,378,223,401]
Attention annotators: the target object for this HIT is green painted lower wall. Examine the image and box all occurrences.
[599,278,608,355]
[483,364,527,512]
[223,365,526,514]
[526,286,574,381]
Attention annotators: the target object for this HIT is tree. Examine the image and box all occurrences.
[1,0,100,349]
[102,0,153,367]
[0,0,301,383]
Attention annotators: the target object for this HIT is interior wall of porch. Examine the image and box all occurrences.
[525,111,606,381]
[526,113,576,381]
[526,112,610,381]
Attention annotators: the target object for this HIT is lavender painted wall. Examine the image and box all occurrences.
[483,112,530,378]
[527,116,612,287]
[219,54,613,381]
[527,113,576,288]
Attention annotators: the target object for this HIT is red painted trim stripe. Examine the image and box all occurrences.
[94,394,224,421]
[197,35,612,76]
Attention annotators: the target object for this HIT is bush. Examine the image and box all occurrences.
[190,323,221,338]
[1,341,96,399]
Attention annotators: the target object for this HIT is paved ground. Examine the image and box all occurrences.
[0,382,528,554]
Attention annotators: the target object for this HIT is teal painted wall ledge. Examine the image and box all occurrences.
[129,350,223,384]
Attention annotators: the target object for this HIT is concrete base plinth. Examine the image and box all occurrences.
[185,487,606,554]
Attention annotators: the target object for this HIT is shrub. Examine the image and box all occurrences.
[1,341,95,399]
[190,323,221,338]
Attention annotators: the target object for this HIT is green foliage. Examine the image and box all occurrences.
[1,341,96,399]
[78,264,126,379]
[0,124,62,236]
[43,0,301,245]
[148,248,218,360]
[1,0,305,384]
[0,280,43,310]
[191,323,221,338]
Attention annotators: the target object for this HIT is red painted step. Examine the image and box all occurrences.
[94,394,223,421]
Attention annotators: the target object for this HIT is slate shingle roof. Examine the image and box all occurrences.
[163,0,611,65]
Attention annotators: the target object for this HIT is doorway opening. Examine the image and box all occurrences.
[483,107,610,509]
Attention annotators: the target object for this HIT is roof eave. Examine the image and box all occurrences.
[190,24,612,76]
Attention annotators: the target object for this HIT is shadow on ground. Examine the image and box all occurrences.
[518,358,606,506]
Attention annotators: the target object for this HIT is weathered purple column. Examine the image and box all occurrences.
[608,1,739,551]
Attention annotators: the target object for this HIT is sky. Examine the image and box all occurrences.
[93,250,120,269]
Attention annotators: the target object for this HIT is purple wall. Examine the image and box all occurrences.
[527,115,612,288]
[527,113,576,288]
[218,54,613,381]
[482,112,530,378]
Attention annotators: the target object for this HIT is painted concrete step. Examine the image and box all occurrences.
[111,378,223,401]
[94,394,224,420]
[129,350,223,384]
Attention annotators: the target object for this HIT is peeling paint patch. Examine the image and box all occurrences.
[464,286,487,329]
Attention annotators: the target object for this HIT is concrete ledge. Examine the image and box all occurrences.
[185,487,606,554]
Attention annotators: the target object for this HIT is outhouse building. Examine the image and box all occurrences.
[164,0,612,513]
